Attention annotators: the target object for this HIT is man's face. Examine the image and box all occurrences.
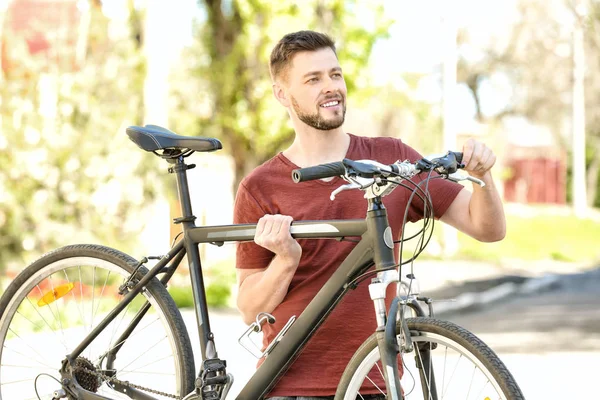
[282,48,347,130]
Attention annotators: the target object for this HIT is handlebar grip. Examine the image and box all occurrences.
[292,162,346,183]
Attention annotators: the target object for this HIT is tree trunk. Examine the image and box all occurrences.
[587,147,600,206]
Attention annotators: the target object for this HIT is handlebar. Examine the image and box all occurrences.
[291,161,346,183]
[292,151,465,183]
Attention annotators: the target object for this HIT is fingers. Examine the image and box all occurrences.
[461,139,496,177]
[254,214,295,254]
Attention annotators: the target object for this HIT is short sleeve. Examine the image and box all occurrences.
[233,181,275,269]
[399,143,464,223]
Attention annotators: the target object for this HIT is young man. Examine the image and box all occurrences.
[233,30,505,399]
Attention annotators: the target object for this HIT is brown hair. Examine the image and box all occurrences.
[269,30,337,81]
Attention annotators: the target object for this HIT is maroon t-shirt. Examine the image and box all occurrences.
[233,134,463,397]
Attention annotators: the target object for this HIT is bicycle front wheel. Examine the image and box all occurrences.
[0,244,195,400]
[335,317,524,400]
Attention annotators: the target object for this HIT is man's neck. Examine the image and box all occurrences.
[283,126,350,168]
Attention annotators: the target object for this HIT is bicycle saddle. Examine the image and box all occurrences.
[126,125,222,153]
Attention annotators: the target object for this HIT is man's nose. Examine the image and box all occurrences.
[322,76,339,94]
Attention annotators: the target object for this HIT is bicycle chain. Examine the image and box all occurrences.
[73,365,182,399]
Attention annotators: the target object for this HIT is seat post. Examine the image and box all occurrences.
[171,156,196,224]
[170,155,218,361]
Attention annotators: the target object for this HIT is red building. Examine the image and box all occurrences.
[503,145,567,204]
[2,0,80,75]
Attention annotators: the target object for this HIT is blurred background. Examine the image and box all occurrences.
[1,0,599,397]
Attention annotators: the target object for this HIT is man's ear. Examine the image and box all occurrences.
[272,83,291,107]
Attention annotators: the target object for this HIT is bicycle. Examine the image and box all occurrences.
[0,125,524,400]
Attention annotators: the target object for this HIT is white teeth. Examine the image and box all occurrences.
[321,101,339,108]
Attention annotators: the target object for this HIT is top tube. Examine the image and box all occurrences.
[186,219,367,244]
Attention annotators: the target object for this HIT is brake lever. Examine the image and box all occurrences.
[330,183,360,200]
[330,176,375,200]
[448,172,486,187]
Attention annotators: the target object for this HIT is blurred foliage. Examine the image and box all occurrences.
[170,0,392,193]
[353,74,444,156]
[0,1,160,272]
[167,285,196,309]
[457,0,600,207]
[168,258,236,309]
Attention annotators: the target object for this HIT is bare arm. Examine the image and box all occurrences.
[236,215,302,325]
[440,139,506,242]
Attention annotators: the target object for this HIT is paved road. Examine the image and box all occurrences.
[192,311,599,400]
[4,263,596,399]
[193,266,600,400]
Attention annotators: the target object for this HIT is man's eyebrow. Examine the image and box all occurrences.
[302,70,322,78]
[302,67,342,79]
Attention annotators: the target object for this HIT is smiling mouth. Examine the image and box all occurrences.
[320,100,341,108]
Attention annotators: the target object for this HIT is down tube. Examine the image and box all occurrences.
[236,238,374,400]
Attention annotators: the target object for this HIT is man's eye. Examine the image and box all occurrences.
[308,77,319,83]
[333,73,342,78]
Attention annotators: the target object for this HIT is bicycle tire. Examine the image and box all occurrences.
[0,244,196,400]
[335,317,524,400]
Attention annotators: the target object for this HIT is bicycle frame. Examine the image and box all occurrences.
[65,156,404,400]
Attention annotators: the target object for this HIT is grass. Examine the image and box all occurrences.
[402,208,600,265]
[456,213,600,263]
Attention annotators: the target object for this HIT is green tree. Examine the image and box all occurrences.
[171,0,390,193]
[456,0,600,207]
[0,1,158,272]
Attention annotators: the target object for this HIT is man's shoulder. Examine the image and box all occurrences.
[350,134,413,160]
[239,154,287,191]
[351,133,407,148]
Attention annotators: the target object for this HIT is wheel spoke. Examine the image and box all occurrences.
[107,292,137,360]
[119,353,176,376]
[476,379,492,399]
[414,343,433,400]
[79,266,86,328]
[63,268,86,327]
[27,291,69,350]
[47,276,67,343]
[119,335,168,372]
[441,353,462,398]
[441,346,448,398]
[15,309,44,333]
[0,249,194,400]
[339,318,521,400]
[93,271,112,325]
[92,317,161,366]
[91,266,97,335]
[2,343,57,371]
[466,363,477,399]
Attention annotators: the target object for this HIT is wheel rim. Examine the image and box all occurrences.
[0,257,185,400]
[344,332,507,400]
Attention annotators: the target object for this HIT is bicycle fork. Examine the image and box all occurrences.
[369,270,404,400]
[370,271,442,400]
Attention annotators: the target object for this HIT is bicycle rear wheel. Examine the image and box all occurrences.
[0,244,195,400]
[335,317,524,400]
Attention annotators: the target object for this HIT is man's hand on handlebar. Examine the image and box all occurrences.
[461,138,496,179]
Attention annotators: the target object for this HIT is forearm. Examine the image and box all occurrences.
[468,172,506,242]
[237,254,299,324]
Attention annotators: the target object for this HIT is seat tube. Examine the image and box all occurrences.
[172,156,217,360]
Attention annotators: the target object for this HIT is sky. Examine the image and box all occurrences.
[95,0,519,73]
[94,0,567,135]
